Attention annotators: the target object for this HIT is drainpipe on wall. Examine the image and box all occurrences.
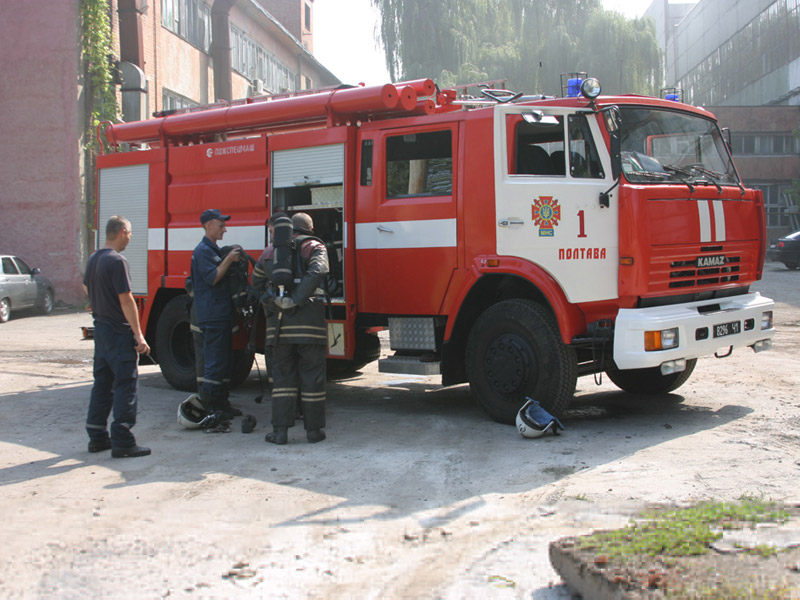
[118,0,146,68]
[212,0,238,102]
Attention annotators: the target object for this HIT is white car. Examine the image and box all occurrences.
[0,255,55,323]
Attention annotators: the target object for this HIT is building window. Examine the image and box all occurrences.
[304,3,311,31]
[679,1,800,106]
[162,0,212,52]
[231,25,296,94]
[730,133,800,156]
[751,182,795,228]
[162,88,198,112]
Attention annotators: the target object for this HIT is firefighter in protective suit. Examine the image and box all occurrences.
[252,212,329,444]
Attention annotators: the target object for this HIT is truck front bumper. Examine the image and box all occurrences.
[613,292,775,370]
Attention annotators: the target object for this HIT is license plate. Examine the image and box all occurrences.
[713,320,741,338]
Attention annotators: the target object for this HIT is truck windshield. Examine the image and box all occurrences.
[618,107,739,188]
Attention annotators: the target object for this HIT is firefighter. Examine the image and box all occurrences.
[83,215,151,458]
[190,208,243,419]
[251,212,288,401]
[253,212,329,444]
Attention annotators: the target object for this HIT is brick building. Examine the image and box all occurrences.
[710,105,800,236]
[0,0,339,305]
[644,0,800,238]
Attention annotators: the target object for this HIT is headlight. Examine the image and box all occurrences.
[581,78,602,99]
[644,327,680,351]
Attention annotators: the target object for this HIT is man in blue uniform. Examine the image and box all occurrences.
[83,215,151,458]
[191,209,242,419]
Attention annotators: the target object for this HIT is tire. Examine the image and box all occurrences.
[783,262,798,270]
[230,348,255,388]
[39,289,54,315]
[0,297,10,323]
[327,330,381,379]
[155,295,196,391]
[605,358,697,395]
[465,299,577,424]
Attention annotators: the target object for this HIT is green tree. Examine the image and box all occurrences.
[81,0,118,150]
[371,0,662,96]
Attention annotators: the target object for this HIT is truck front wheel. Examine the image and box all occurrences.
[466,299,577,424]
[605,358,697,395]
[155,295,196,391]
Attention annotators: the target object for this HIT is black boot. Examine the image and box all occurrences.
[306,429,326,443]
[265,427,288,445]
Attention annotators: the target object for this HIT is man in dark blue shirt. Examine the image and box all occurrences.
[83,215,151,458]
[191,209,242,419]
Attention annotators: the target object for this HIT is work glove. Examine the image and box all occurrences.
[273,296,297,311]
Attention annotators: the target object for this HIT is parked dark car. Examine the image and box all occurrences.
[0,255,55,322]
[766,230,800,270]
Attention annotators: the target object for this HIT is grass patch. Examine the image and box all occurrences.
[575,498,790,561]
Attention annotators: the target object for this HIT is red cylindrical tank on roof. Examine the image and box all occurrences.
[396,86,418,112]
[104,83,408,146]
[394,78,436,97]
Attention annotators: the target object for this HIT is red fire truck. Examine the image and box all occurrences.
[95,75,775,424]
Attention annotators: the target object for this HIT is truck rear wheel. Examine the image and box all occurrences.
[155,295,196,391]
[466,299,577,424]
[156,295,255,391]
[605,358,697,395]
[230,348,254,387]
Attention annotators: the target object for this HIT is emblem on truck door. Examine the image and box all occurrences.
[696,255,726,268]
[531,196,561,237]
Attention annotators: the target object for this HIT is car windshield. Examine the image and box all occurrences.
[618,107,739,187]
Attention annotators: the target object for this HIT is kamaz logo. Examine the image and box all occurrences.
[696,255,726,268]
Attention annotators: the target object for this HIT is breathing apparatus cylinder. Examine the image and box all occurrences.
[271,215,294,293]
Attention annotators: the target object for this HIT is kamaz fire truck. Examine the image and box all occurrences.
[95,74,775,424]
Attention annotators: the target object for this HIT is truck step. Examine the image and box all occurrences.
[378,355,441,376]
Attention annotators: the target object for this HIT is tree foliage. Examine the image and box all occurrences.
[81,0,118,151]
[370,0,662,96]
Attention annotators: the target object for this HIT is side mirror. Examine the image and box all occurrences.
[32,267,40,276]
[599,106,621,181]
[721,127,732,150]
[601,106,620,132]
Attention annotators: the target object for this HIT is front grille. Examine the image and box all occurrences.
[668,256,741,287]
[648,242,757,294]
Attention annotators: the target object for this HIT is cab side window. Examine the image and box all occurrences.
[514,117,565,176]
[568,114,604,178]
[386,130,452,198]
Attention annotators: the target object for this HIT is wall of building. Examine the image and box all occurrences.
[671,0,800,106]
[711,105,800,236]
[0,0,85,305]
[0,0,337,306]
[256,0,310,49]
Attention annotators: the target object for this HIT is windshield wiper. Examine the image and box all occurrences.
[662,165,695,193]
[625,170,669,180]
[687,165,723,194]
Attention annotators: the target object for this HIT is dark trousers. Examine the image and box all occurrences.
[199,322,232,404]
[270,343,326,430]
[86,320,139,448]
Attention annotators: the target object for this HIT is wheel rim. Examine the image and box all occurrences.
[0,299,9,321]
[484,333,537,395]
[44,292,53,313]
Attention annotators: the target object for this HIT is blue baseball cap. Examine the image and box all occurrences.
[200,208,231,224]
